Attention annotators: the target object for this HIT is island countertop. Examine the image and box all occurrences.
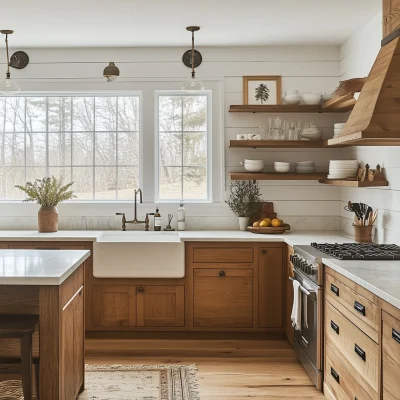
[0,249,90,285]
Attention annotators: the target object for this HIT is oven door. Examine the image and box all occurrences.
[292,269,323,390]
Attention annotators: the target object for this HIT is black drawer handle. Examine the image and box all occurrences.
[331,367,340,383]
[137,286,144,293]
[219,270,226,277]
[393,328,400,344]
[331,284,339,296]
[331,320,339,335]
[354,301,366,316]
[354,344,366,361]
[262,249,268,254]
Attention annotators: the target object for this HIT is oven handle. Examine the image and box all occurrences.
[289,277,316,297]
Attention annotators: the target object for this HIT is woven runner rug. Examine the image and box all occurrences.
[78,364,200,400]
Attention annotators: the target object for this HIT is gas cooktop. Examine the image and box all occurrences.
[310,242,400,260]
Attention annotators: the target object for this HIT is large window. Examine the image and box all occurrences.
[156,93,210,202]
[0,95,140,200]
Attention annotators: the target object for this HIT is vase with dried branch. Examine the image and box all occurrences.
[15,177,76,232]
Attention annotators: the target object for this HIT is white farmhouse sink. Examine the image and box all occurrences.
[93,231,184,278]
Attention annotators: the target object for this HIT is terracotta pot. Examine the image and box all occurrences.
[38,206,59,233]
[354,225,373,243]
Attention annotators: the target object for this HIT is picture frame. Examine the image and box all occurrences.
[243,75,282,105]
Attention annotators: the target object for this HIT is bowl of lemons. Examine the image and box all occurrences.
[248,217,290,234]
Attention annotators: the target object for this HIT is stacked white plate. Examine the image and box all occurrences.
[328,160,359,179]
[333,123,346,138]
[295,161,315,174]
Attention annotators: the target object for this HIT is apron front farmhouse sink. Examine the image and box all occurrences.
[93,231,185,278]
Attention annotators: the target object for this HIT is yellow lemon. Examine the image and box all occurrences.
[271,218,282,227]
[263,218,272,225]
[259,220,269,227]
[253,221,260,227]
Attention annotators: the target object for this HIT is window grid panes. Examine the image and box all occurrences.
[157,94,209,201]
[0,95,140,200]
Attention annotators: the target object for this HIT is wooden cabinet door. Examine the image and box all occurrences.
[92,285,136,327]
[193,269,253,328]
[137,286,185,327]
[258,247,283,328]
[61,286,84,400]
[382,311,400,399]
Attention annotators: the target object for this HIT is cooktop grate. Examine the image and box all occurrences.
[310,242,400,260]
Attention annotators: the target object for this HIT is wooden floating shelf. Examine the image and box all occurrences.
[229,104,353,113]
[229,140,326,148]
[319,179,389,187]
[230,172,328,181]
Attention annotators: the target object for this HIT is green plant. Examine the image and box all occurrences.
[255,83,270,104]
[15,176,76,206]
[226,180,263,217]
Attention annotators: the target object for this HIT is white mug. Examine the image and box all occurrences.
[236,134,246,140]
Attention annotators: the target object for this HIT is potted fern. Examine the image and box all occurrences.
[15,177,76,233]
[226,180,263,230]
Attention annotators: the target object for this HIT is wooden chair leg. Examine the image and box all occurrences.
[20,333,33,400]
[34,362,40,400]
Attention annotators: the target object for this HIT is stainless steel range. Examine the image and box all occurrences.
[290,245,326,390]
[290,242,400,391]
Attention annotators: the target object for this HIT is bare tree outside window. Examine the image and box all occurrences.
[0,95,140,200]
[157,94,209,201]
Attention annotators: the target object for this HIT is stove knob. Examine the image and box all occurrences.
[311,266,318,275]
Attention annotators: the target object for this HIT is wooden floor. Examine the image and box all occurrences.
[86,338,326,399]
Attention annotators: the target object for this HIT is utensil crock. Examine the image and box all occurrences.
[354,225,373,243]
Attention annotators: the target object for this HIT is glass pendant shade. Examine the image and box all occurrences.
[181,76,205,92]
[0,73,20,94]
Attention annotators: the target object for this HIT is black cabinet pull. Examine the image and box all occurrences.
[392,328,400,344]
[137,286,144,293]
[354,344,366,361]
[262,249,268,254]
[331,320,339,335]
[219,270,226,277]
[331,284,339,296]
[331,367,340,383]
[354,301,366,316]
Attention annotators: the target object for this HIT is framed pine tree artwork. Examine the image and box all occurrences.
[243,76,282,105]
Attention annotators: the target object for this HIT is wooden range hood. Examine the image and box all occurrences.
[327,0,400,147]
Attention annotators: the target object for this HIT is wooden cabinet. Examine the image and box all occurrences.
[258,247,283,328]
[382,311,400,399]
[383,0,400,38]
[92,285,184,328]
[137,285,185,327]
[193,269,253,328]
[61,286,84,399]
[92,285,137,327]
[286,245,294,345]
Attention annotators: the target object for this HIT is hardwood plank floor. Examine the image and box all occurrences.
[85,338,325,399]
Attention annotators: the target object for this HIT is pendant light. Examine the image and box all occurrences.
[103,62,120,82]
[181,26,204,92]
[0,30,21,94]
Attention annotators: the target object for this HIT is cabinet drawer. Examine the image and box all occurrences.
[325,343,372,400]
[325,299,379,396]
[193,247,254,263]
[193,268,253,328]
[382,311,400,399]
[326,272,379,332]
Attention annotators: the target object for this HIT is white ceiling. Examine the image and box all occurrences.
[5,0,381,48]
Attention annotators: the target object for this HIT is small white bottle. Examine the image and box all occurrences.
[177,203,186,231]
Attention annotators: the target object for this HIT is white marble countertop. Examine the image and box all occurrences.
[0,230,352,247]
[323,258,400,310]
[0,249,90,285]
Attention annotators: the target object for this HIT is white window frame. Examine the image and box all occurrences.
[154,90,212,203]
[0,91,143,202]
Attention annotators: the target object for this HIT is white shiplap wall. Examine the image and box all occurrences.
[339,13,400,244]
[0,45,345,230]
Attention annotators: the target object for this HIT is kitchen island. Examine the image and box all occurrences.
[0,249,90,400]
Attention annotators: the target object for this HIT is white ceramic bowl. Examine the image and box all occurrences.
[241,163,264,173]
[322,92,334,102]
[301,129,323,141]
[244,159,264,164]
[301,92,322,105]
[284,94,302,105]
[274,164,291,173]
